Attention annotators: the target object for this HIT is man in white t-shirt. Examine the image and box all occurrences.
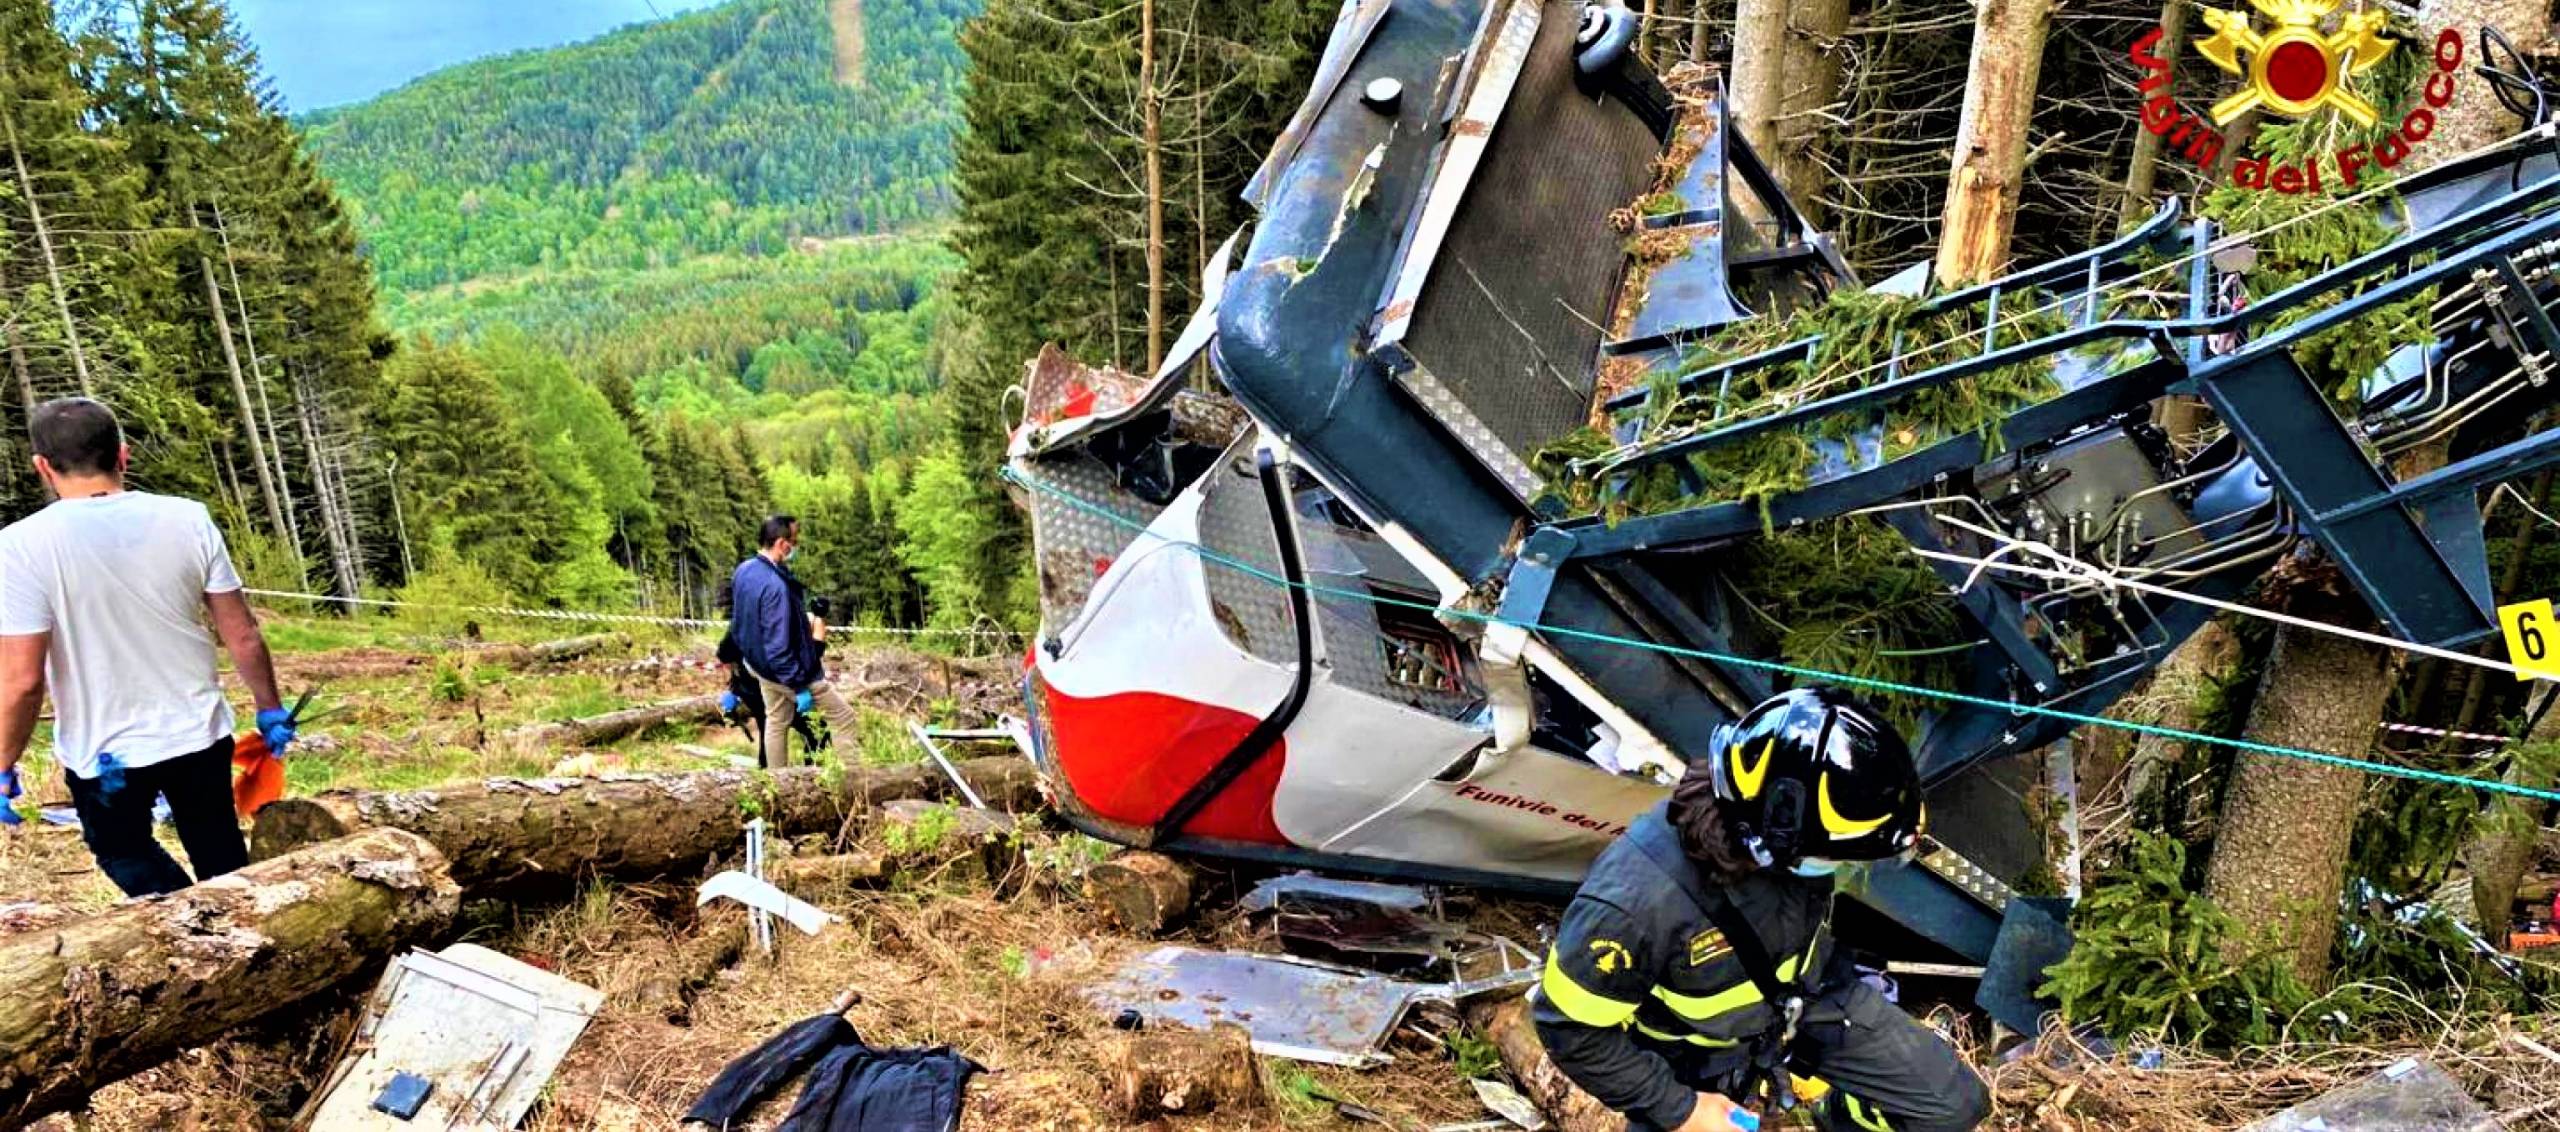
[0,398,295,896]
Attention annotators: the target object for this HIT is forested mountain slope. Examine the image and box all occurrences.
[302,0,970,292]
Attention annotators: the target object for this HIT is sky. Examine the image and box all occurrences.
[227,0,728,112]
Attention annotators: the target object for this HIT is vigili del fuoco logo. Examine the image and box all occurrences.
[2130,0,2468,194]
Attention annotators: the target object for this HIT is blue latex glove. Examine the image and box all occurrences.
[256,707,297,757]
[719,690,740,714]
[794,689,815,715]
[1731,1111,1761,1132]
[0,768,20,826]
[94,752,125,799]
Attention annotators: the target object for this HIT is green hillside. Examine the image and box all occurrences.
[304,0,971,293]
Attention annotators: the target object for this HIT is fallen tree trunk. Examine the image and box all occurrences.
[0,829,460,1126]
[1107,1022,1259,1119]
[497,694,725,756]
[470,632,630,667]
[1469,997,1618,1132]
[250,756,1042,891]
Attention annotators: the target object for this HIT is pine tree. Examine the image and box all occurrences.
[373,339,565,599]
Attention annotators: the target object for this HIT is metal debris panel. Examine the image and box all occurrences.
[1084,945,1428,1068]
[305,943,605,1129]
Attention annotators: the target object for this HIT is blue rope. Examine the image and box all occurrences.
[1003,466,2560,805]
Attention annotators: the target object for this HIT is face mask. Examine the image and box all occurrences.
[784,546,799,562]
[1790,859,1841,878]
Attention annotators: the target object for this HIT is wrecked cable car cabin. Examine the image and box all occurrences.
[1005,0,2560,978]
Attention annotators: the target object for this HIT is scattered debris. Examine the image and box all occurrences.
[1084,944,1534,1069]
[1469,1077,1549,1130]
[699,871,838,937]
[301,943,604,1128]
[1241,874,1465,976]
[2234,1058,2496,1132]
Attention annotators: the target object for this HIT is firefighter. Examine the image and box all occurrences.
[1532,687,1990,1132]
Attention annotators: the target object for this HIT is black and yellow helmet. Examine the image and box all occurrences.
[1706,687,1924,867]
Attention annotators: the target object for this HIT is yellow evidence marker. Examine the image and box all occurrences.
[2500,598,2560,681]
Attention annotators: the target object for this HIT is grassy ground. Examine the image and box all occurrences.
[3,608,1508,1131]
[16,609,2560,1131]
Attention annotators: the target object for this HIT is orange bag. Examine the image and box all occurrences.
[231,731,285,819]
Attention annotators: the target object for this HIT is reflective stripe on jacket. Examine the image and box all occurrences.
[1529,802,1834,1130]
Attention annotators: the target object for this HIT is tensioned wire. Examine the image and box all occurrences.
[1003,466,2560,804]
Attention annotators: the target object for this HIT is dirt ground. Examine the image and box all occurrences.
[11,614,2560,1131]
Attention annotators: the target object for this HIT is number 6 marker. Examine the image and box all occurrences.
[2499,599,2560,681]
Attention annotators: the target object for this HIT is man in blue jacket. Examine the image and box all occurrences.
[730,514,860,769]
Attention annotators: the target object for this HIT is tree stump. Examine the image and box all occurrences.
[1106,1022,1259,1119]
[1085,850,1194,936]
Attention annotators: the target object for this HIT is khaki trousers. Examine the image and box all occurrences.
[754,675,864,769]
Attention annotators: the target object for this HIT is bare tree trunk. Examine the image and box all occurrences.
[1728,0,1848,217]
[216,203,302,554]
[205,256,291,548]
[2119,620,2240,819]
[1191,43,1208,281]
[1140,0,1165,373]
[4,324,31,423]
[2117,0,2190,227]
[2469,685,2557,931]
[1689,0,1714,63]
[333,446,367,587]
[293,367,361,598]
[1935,0,2053,287]
[0,217,36,419]
[2203,624,2394,985]
[1,100,91,396]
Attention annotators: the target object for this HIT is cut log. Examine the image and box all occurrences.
[470,632,631,668]
[1106,1022,1259,1119]
[1085,850,1194,936]
[249,756,1041,892]
[1468,997,1619,1132]
[0,829,460,1126]
[496,694,725,756]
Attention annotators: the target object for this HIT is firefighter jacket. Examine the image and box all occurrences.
[1531,801,1834,1131]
